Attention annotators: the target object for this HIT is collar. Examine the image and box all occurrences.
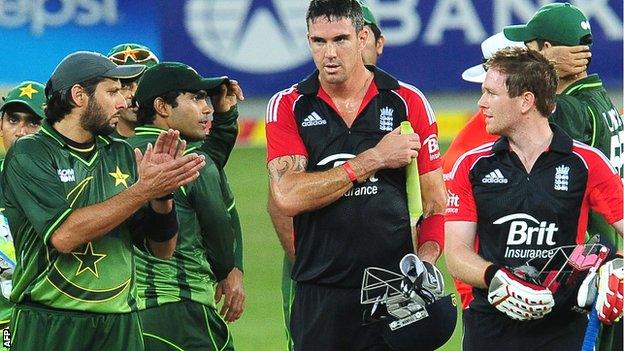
[296,65,400,95]
[491,123,572,154]
[40,120,112,149]
[561,74,602,96]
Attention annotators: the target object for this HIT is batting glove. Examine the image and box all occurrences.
[595,258,624,325]
[421,261,445,299]
[487,267,554,321]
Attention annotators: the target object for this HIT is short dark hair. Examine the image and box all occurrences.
[306,0,364,34]
[485,47,558,117]
[534,34,593,69]
[44,76,105,123]
[136,91,182,125]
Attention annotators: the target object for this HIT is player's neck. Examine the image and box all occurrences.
[557,72,588,94]
[116,118,136,138]
[54,112,94,143]
[508,118,553,173]
[320,64,372,100]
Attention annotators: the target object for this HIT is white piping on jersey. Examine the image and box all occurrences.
[266,86,296,123]
[572,151,589,170]
[390,90,409,119]
[447,142,495,180]
[398,81,437,125]
[292,94,304,112]
[469,154,497,172]
[572,141,617,174]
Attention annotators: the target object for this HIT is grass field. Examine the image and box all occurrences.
[224,146,464,350]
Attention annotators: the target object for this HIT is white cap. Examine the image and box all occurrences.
[462,32,525,83]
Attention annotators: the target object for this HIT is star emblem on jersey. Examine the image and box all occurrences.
[71,242,107,278]
[109,166,129,188]
[18,83,39,99]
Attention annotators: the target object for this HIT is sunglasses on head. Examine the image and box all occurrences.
[109,48,159,65]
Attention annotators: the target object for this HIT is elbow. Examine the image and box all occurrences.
[50,231,76,254]
[423,191,447,217]
[269,192,301,217]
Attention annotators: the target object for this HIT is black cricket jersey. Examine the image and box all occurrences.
[446,124,623,314]
[266,66,441,288]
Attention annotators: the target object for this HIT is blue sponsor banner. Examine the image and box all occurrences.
[0,0,160,85]
[162,0,622,96]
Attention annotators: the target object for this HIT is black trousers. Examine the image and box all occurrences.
[291,283,391,351]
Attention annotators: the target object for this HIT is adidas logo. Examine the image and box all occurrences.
[482,169,508,184]
[302,112,327,127]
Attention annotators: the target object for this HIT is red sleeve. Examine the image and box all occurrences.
[580,145,624,224]
[265,87,308,163]
[445,153,479,222]
[442,110,498,173]
[396,83,441,175]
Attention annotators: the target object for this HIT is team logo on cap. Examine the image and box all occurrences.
[184,0,309,73]
[18,84,39,99]
[581,21,591,30]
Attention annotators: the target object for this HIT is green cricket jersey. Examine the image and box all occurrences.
[551,74,624,249]
[1,122,141,313]
[0,159,15,324]
[129,126,236,309]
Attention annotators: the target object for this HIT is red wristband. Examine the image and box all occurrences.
[418,214,444,249]
[341,162,358,184]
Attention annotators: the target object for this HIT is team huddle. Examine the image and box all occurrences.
[0,0,621,350]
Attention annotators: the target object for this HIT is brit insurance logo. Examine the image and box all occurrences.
[185,0,310,74]
[317,153,379,198]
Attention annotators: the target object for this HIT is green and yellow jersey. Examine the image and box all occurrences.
[1,122,140,313]
[0,159,15,325]
[129,126,237,309]
[551,74,624,250]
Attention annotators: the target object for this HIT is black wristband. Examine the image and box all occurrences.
[156,193,174,201]
[145,203,178,242]
[484,263,502,286]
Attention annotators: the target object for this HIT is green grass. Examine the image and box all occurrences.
[224,146,463,350]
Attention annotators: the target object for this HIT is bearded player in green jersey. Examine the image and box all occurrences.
[0,81,46,350]
[505,4,624,350]
[128,62,244,350]
[1,52,206,350]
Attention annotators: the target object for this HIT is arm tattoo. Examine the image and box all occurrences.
[268,155,308,182]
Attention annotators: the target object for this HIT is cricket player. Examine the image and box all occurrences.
[128,62,243,350]
[504,5,624,348]
[107,43,160,139]
[0,81,46,349]
[2,51,205,350]
[266,1,446,350]
[445,47,623,351]
[267,1,387,348]
[108,44,246,297]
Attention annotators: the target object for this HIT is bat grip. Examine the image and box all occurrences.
[581,305,600,351]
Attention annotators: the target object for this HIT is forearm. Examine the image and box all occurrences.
[51,184,149,253]
[446,243,491,289]
[270,148,384,216]
[202,106,239,169]
[416,169,447,261]
[268,195,295,262]
[146,199,178,259]
[229,204,244,270]
[200,209,236,281]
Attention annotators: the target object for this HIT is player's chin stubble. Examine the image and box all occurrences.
[81,99,115,136]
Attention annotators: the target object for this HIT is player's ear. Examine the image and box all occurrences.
[69,84,87,107]
[358,27,369,49]
[153,97,171,118]
[542,41,553,49]
[376,34,386,56]
[520,91,535,114]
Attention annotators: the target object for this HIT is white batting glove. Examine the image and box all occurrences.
[487,267,554,320]
[595,258,624,325]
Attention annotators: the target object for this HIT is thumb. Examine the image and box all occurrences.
[214,282,223,303]
[134,148,143,164]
